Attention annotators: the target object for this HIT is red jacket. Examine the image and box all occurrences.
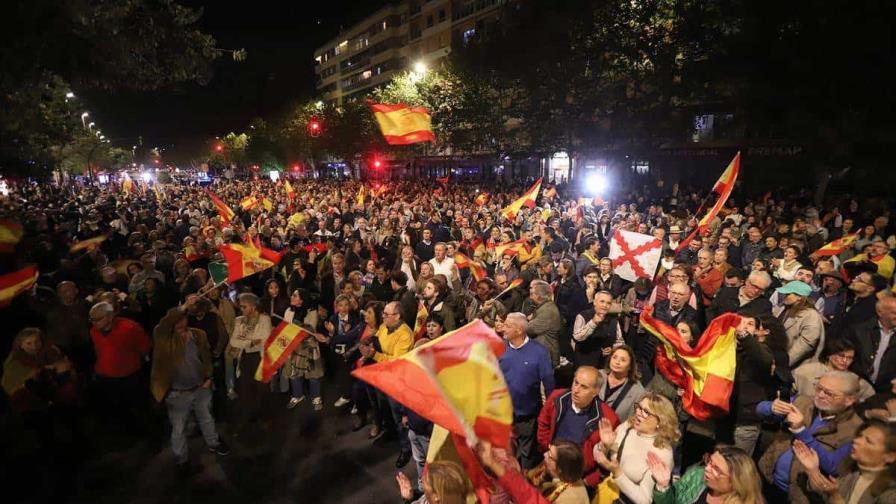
[696,267,723,306]
[537,388,618,487]
[91,317,151,378]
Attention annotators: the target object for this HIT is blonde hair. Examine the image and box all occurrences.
[715,445,765,504]
[424,460,472,504]
[634,392,681,449]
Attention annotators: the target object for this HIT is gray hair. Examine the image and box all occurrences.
[504,312,528,332]
[90,301,115,319]
[237,292,260,307]
[748,270,772,290]
[530,280,553,301]
[822,370,860,397]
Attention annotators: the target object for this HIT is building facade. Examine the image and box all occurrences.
[314,0,515,105]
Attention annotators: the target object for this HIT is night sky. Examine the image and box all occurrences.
[86,1,386,162]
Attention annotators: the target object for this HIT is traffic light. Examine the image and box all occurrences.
[308,118,322,137]
[215,144,224,152]
[373,159,382,169]
[292,164,301,172]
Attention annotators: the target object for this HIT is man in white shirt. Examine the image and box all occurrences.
[428,242,457,288]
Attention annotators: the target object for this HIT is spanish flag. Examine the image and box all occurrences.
[500,177,542,221]
[284,180,296,200]
[467,237,486,258]
[494,239,532,260]
[543,186,557,200]
[252,235,285,265]
[352,319,512,447]
[70,235,107,253]
[240,195,259,211]
[370,102,436,145]
[205,190,235,225]
[814,232,859,257]
[427,425,494,504]
[676,152,740,253]
[0,265,39,308]
[287,212,306,228]
[455,253,487,282]
[0,219,23,253]
[413,302,429,342]
[436,175,449,185]
[639,306,739,421]
[255,321,313,382]
[218,243,276,282]
[261,197,274,212]
[474,192,490,206]
[357,185,366,207]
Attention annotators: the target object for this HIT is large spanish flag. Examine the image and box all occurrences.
[205,189,235,225]
[283,180,296,200]
[0,219,23,253]
[814,232,859,257]
[352,320,512,447]
[370,102,436,145]
[639,306,739,421]
[240,195,259,211]
[0,265,39,308]
[255,321,313,382]
[500,178,542,221]
[413,302,429,342]
[218,243,276,282]
[251,235,285,265]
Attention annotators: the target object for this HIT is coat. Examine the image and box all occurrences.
[706,286,773,322]
[527,300,564,366]
[781,306,826,368]
[849,318,896,392]
[150,309,213,402]
[537,389,619,488]
[758,395,863,504]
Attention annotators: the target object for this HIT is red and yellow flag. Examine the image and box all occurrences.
[455,253,487,282]
[121,175,135,195]
[261,197,274,212]
[352,319,512,447]
[252,235,285,265]
[356,185,366,207]
[240,195,259,211]
[639,306,739,421]
[500,178,542,221]
[814,232,859,257]
[467,237,486,258]
[0,265,39,308]
[255,321,312,382]
[218,243,275,282]
[543,187,557,200]
[0,219,23,253]
[284,180,296,200]
[413,302,429,342]
[205,189,235,225]
[370,102,436,145]
[70,235,107,253]
[474,192,490,206]
[494,239,532,260]
[436,175,449,185]
[676,153,740,253]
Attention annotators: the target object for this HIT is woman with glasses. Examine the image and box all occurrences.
[648,445,765,504]
[594,393,680,504]
[228,293,272,431]
[793,338,874,401]
[476,440,589,504]
[793,419,896,504]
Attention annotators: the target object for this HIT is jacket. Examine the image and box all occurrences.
[150,309,213,402]
[394,287,419,329]
[537,389,619,488]
[496,469,589,504]
[849,318,896,392]
[758,395,863,504]
[652,465,707,504]
[781,307,826,368]
[527,300,564,366]
[706,286,773,322]
[836,468,896,504]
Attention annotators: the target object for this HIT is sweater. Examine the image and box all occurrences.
[653,466,707,504]
[499,338,555,418]
[91,317,152,378]
[373,323,414,362]
[606,423,674,504]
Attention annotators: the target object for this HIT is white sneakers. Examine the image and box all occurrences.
[287,396,305,409]
[312,397,323,411]
[333,396,351,408]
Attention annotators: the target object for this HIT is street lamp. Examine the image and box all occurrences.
[414,61,427,74]
[65,92,75,100]
[81,112,89,128]
[88,122,95,130]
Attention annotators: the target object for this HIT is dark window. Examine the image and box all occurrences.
[427,15,433,28]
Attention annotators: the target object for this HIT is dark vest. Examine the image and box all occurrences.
[576,309,619,355]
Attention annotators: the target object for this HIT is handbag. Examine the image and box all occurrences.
[592,428,634,504]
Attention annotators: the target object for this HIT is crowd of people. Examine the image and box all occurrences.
[3,174,896,503]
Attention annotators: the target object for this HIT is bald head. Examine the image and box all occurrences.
[571,366,601,409]
[877,296,896,330]
[668,282,691,310]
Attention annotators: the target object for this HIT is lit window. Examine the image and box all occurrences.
[631,161,649,174]
[362,70,372,79]
[315,55,322,64]
[382,20,387,30]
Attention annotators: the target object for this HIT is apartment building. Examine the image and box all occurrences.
[314,0,516,105]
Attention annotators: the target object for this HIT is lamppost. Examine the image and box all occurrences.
[81,112,89,128]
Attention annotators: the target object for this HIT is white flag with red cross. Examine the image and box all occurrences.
[609,229,663,283]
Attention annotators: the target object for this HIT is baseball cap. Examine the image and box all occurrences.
[776,280,812,297]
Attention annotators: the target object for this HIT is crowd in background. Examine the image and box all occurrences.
[3,175,896,503]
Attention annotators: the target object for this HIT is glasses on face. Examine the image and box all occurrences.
[703,453,728,478]
[634,404,658,421]
[815,382,844,399]
[383,312,399,317]
[831,352,855,363]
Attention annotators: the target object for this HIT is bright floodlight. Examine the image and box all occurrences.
[414,61,427,74]
[65,92,75,99]
[269,170,280,182]
[140,172,152,183]
[585,173,607,195]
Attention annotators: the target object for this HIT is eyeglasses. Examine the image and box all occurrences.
[814,383,845,399]
[383,312,399,317]
[634,404,658,420]
[702,453,729,478]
